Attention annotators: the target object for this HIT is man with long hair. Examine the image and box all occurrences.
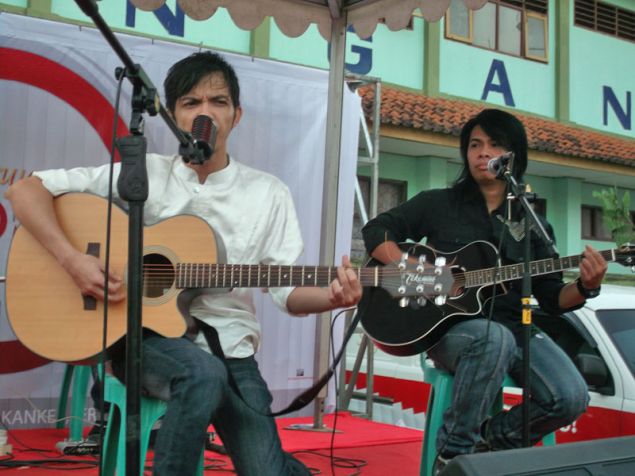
[362,108,607,472]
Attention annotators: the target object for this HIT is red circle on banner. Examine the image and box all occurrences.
[0,47,129,373]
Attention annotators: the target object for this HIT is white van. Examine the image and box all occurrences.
[346,284,635,443]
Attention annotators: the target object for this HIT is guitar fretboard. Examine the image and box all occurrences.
[464,249,616,288]
[175,263,381,289]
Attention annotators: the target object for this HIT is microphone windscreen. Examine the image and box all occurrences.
[192,115,213,144]
[191,115,214,160]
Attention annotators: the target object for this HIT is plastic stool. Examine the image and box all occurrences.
[420,357,556,476]
[101,374,205,476]
[56,365,92,441]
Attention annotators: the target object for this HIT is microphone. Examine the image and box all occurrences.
[486,151,515,178]
[179,114,218,165]
[191,115,217,161]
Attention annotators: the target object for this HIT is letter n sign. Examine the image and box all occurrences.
[603,86,632,131]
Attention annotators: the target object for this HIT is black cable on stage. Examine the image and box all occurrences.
[289,307,369,476]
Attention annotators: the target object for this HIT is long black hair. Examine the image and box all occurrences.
[454,108,528,188]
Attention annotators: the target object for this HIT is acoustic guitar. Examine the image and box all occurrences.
[5,193,443,363]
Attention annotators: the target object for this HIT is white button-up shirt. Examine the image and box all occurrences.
[35,154,304,358]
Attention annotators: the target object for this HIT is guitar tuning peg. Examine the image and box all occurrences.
[398,253,408,270]
[416,284,424,294]
[417,255,427,272]
[398,285,406,295]
[434,257,446,275]
[416,297,427,307]
[399,297,410,308]
[434,295,447,306]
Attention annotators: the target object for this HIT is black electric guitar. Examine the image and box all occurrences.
[359,241,635,356]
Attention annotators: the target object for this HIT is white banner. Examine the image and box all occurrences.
[0,13,359,427]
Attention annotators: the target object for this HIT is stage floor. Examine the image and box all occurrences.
[0,412,423,475]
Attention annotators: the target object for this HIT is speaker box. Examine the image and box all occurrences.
[440,436,635,476]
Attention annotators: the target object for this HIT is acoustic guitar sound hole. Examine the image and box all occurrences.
[143,253,175,298]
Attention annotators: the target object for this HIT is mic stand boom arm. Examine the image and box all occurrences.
[76,0,208,164]
[501,168,558,448]
[74,1,206,473]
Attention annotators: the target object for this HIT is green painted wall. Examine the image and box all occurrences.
[439,0,557,118]
[569,4,635,139]
[545,177,583,254]
[269,23,328,69]
[269,17,425,90]
[356,18,424,90]
[359,154,461,199]
[2,0,25,7]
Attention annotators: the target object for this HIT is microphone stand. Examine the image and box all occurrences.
[74,2,206,473]
[499,166,558,448]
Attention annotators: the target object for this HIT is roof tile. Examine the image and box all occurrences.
[359,86,635,167]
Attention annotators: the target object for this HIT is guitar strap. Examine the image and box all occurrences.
[195,309,361,417]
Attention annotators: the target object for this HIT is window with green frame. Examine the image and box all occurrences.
[445,0,549,62]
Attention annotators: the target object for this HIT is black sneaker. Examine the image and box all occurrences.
[86,421,106,444]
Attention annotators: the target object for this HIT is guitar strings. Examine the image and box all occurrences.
[128,248,619,288]
[136,264,470,295]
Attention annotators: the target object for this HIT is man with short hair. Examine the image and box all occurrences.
[6,51,361,476]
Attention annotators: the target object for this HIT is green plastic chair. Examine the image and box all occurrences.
[101,373,205,476]
[56,365,92,441]
[420,357,556,476]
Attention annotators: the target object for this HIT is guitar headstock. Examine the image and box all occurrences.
[616,243,635,272]
[378,252,455,306]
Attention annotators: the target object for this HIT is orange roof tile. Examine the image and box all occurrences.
[359,86,635,167]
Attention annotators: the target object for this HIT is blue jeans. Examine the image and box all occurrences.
[121,333,310,476]
[426,319,589,455]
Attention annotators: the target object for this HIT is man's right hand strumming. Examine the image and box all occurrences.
[62,249,125,303]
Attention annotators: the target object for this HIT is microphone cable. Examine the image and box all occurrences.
[289,307,369,476]
[89,67,128,476]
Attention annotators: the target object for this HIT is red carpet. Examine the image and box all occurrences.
[0,413,423,475]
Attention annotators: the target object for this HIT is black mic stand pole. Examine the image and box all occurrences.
[74,2,205,474]
[500,167,558,448]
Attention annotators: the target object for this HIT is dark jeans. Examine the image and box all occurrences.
[118,333,310,476]
[427,319,589,455]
